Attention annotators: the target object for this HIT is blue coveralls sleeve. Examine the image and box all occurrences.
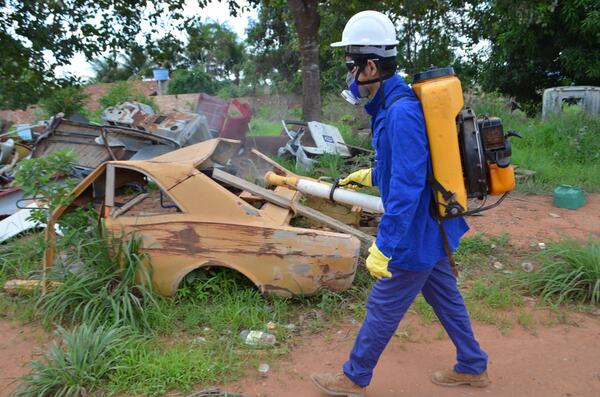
[371,167,378,187]
[375,104,428,258]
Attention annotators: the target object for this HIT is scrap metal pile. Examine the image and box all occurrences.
[1,96,377,297]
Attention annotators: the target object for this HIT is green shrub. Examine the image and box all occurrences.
[13,149,78,224]
[12,324,135,397]
[99,81,156,109]
[38,228,164,333]
[517,239,600,305]
[39,86,89,118]
[167,67,222,95]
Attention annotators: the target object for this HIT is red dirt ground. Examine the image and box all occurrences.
[230,311,600,397]
[0,321,49,397]
[1,193,599,396]
[465,192,600,245]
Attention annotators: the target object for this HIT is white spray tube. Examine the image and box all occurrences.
[265,172,384,213]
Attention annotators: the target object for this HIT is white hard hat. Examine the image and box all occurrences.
[331,10,398,57]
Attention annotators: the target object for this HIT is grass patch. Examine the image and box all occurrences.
[170,268,292,336]
[455,233,510,276]
[106,339,242,396]
[0,232,46,281]
[248,118,282,136]
[466,277,523,309]
[12,324,134,397]
[516,239,600,305]
[467,302,513,333]
[517,310,536,334]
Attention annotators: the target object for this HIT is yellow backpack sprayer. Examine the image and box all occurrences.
[412,67,520,218]
[266,67,519,221]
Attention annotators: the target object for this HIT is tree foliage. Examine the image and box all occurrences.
[186,20,245,81]
[470,0,600,106]
[167,67,222,95]
[2,0,599,114]
[99,82,156,109]
[246,0,300,91]
[0,1,196,108]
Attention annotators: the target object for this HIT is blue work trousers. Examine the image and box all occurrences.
[343,257,488,387]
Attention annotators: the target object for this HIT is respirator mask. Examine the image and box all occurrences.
[341,56,396,106]
[342,72,370,105]
[341,58,373,106]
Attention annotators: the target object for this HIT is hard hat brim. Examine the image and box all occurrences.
[330,41,347,48]
[330,39,400,48]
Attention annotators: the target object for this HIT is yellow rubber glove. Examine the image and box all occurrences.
[366,242,392,279]
[338,168,373,189]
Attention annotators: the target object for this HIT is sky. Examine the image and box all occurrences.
[54,0,258,81]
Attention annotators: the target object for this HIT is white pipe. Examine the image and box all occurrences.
[265,171,384,213]
[296,179,384,213]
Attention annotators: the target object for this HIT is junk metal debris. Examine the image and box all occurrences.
[41,138,362,297]
[196,93,252,139]
[0,102,219,218]
[0,201,61,243]
[101,101,213,147]
[246,120,371,172]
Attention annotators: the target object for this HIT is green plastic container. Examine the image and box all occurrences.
[553,185,585,210]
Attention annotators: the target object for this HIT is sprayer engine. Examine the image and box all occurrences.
[458,108,521,200]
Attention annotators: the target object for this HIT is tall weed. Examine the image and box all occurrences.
[39,225,163,333]
[517,239,600,304]
[12,324,135,397]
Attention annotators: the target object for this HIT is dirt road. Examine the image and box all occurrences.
[466,192,600,245]
[231,312,600,397]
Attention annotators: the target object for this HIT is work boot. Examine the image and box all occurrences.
[431,369,490,388]
[311,372,366,397]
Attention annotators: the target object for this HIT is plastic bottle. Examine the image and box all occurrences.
[239,330,276,346]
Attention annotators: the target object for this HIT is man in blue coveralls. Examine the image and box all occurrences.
[311,10,489,397]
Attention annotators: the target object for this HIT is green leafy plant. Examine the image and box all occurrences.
[12,324,135,397]
[39,86,90,118]
[13,149,78,224]
[99,81,156,109]
[39,227,163,333]
[517,239,600,305]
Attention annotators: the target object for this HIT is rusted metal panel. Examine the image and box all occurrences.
[110,220,359,296]
[44,138,361,297]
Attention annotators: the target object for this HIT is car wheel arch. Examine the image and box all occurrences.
[166,260,265,296]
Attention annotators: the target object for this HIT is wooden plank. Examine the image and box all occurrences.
[212,168,374,245]
[111,192,149,218]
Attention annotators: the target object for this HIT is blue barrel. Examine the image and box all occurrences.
[153,68,169,81]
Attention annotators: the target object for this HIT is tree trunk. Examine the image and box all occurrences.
[288,0,321,121]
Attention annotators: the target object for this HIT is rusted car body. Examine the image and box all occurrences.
[44,139,360,297]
